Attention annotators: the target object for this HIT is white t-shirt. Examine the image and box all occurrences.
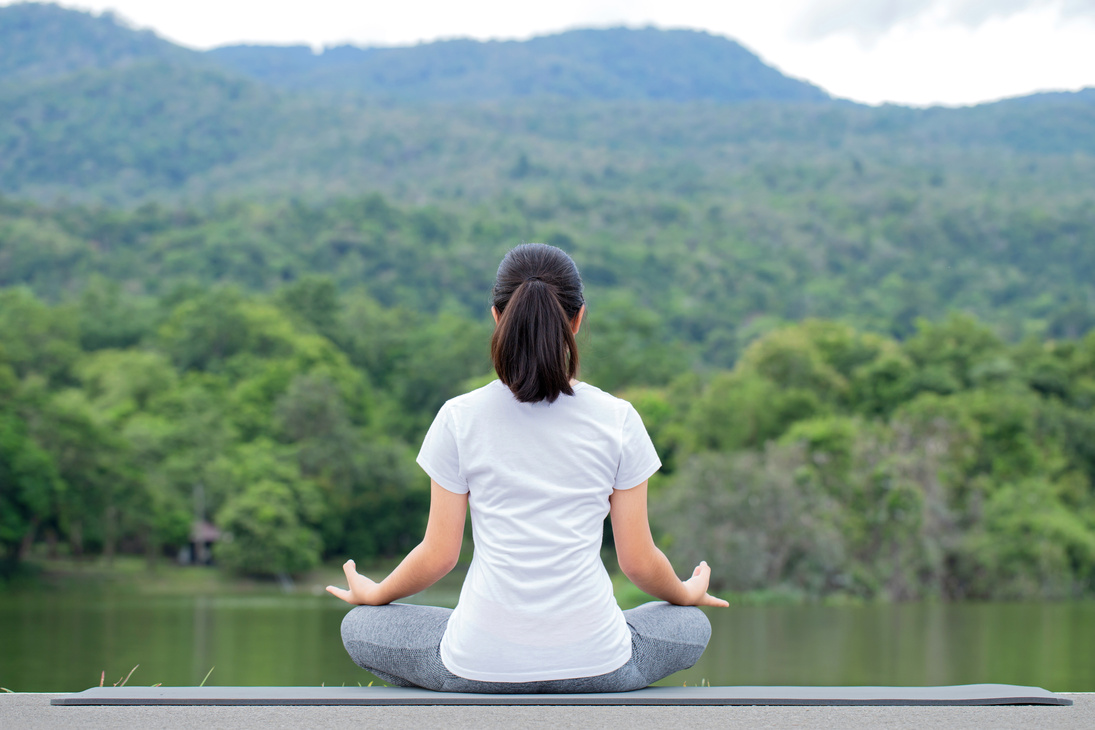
[416,379,661,682]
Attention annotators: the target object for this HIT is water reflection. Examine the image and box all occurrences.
[677,602,1095,691]
[0,595,1091,692]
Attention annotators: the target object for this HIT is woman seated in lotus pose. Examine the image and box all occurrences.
[327,243,727,693]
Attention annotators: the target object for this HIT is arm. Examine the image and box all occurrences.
[327,480,467,605]
[609,480,729,608]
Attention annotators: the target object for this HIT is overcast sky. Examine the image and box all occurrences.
[19,0,1095,106]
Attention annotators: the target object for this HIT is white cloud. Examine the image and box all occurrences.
[784,8,1095,105]
[793,0,1095,45]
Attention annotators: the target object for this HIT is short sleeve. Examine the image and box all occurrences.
[613,404,662,490]
[416,403,470,494]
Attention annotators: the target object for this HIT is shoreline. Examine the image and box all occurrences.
[0,556,919,607]
[1,556,812,608]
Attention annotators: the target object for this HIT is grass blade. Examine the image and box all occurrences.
[199,666,215,687]
[117,665,139,688]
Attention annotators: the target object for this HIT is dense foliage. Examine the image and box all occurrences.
[0,281,482,577]
[3,186,1095,358]
[2,273,1094,599]
[1,3,1094,601]
[2,70,1093,206]
[647,317,1095,600]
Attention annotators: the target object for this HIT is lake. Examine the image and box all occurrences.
[2,590,1092,692]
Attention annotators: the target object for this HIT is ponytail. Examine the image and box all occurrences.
[490,244,584,403]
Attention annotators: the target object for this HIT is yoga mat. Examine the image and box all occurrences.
[51,684,1072,706]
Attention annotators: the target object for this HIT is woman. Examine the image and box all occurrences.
[328,243,727,693]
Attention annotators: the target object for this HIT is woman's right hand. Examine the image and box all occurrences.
[681,561,730,608]
[326,559,383,605]
[610,483,730,608]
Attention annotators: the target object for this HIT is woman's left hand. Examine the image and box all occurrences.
[681,561,731,608]
[326,560,383,605]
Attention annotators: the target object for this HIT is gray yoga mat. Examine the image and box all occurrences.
[51,684,1072,706]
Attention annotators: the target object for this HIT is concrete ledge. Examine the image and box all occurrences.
[49,683,1071,706]
[4,693,1091,730]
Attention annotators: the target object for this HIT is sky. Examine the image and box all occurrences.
[19,0,1095,107]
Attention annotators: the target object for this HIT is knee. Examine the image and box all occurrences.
[656,604,712,654]
[684,606,712,648]
[340,605,379,647]
[668,607,712,670]
[340,608,354,645]
[630,601,712,643]
[340,606,388,672]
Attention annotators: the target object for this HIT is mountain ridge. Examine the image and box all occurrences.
[3,3,1091,108]
[0,2,199,84]
[1,3,822,103]
[207,27,831,103]
[0,3,1093,206]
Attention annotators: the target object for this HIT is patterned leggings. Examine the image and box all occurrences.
[340,600,711,693]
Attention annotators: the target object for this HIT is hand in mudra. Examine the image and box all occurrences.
[326,560,383,605]
[682,561,730,608]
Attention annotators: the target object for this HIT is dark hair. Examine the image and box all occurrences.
[491,243,585,403]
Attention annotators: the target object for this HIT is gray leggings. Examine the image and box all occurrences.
[340,601,711,693]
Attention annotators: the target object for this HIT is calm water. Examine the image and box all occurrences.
[1,593,1092,692]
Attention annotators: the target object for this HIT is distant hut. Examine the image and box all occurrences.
[186,520,221,565]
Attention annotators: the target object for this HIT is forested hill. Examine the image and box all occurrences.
[206,27,830,102]
[1,3,826,102]
[0,2,198,83]
[1,3,1094,207]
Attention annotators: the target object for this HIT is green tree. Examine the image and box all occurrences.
[211,439,325,575]
[0,406,62,564]
[654,444,845,595]
[215,480,323,576]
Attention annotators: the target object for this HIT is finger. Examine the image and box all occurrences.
[342,559,357,582]
[701,593,730,608]
[326,585,353,603]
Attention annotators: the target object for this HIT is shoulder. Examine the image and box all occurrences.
[571,381,625,406]
[443,380,638,421]
[570,382,641,421]
[442,379,512,416]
